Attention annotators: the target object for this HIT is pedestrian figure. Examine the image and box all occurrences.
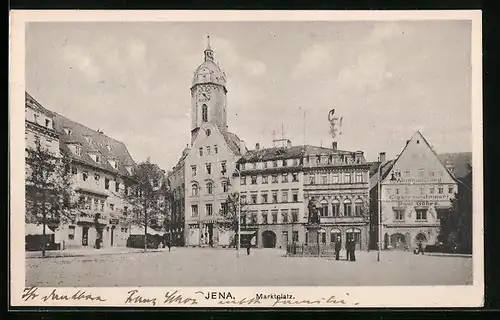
[417,242,424,255]
[334,236,342,261]
[246,242,251,255]
[345,239,351,261]
[351,239,356,261]
[167,241,171,252]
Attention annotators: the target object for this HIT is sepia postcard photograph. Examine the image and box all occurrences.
[10,10,483,308]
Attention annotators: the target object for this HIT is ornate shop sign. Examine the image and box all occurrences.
[388,194,450,201]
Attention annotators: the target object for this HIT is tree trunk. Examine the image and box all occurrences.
[42,192,47,258]
[144,197,148,252]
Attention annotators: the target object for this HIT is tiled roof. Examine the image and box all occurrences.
[222,131,245,156]
[53,113,136,178]
[239,144,357,163]
[25,92,55,117]
[438,152,472,179]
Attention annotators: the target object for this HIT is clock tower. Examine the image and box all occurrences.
[190,36,228,143]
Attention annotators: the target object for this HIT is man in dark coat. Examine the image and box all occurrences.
[334,236,342,261]
[345,238,351,261]
[350,239,356,261]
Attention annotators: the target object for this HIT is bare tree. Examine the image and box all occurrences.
[218,192,249,248]
[25,141,78,257]
[124,158,167,251]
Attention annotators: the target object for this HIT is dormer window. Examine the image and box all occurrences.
[125,165,133,175]
[106,144,112,151]
[83,135,92,144]
[75,145,81,156]
[89,152,101,163]
[45,119,51,128]
[63,128,72,135]
[108,158,119,169]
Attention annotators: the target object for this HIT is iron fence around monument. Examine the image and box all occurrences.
[285,242,339,257]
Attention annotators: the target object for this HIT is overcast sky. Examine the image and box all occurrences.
[26,20,472,171]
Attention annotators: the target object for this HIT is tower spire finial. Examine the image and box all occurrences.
[207,34,211,50]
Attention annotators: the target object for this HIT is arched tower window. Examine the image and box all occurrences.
[202,104,208,122]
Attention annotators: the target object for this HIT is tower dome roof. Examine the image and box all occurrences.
[191,36,227,88]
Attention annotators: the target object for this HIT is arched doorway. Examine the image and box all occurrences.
[390,233,407,250]
[384,233,389,250]
[262,231,276,248]
[415,233,428,247]
[346,228,361,250]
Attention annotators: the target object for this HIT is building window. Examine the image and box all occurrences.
[191,165,197,176]
[418,168,425,177]
[416,209,427,221]
[262,175,268,184]
[272,175,278,183]
[354,199,364,216]
[395,188,400,195]
[438,187,444,194]
[105,178,110,190]
[202,104,208,122]
[320,231,327,244]
[71,166,78,175]
[192,184,198,196]
[282,210,289,223]
[68,226,75,240]
[94,174,100,184]
[82,171,89,181]
[214,145,218,154]
[404,170,410,177]
[251,194,257,204]
[206,204,213,216]
[429,187,435,194]
[332,174,339,184]
[282,159,287,167]
[292,172,299,182]
[292,192,298,202]
[240,195,247,204]
[191,205,198,217]
[251,176,257,184]
[272,160,277,167]
[100,199,105,212]
[355,172,363,183]
[75,146,81,156]
[123,206,128,216]
[272,211,278,223]
[272,193,278,203]
[221,161,227,174]
[263,162,268,168]
[344,199,352,217]
[332,200,340,216]
[282,231,289,243]
[282,173,289,183]
[33,113,39,123]
[448,186,454,194]
[429,170,435,177]
[241,177,246,185]
[321,202,328,217]
[261,211,268,224]
[206,163,212,175]
[394,208,405,221]
[206,182,213,195]
[343,173,351,183]
[250,212,257,225]
[292,231,299,242]
[261,193,268,203]
[321,175,327,184]
[420,187,425,195]
[206,146,211,155]
[252,163,257,169]
[222,181,229,192]
[309,176,315,184]
[282,191,288,203]
[115,181,120,192]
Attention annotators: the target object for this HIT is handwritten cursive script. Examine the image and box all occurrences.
[125,290,157,306]
[272,295,359,307]
[22,286,106,302]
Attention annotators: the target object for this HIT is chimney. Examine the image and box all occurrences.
[286,139,292,148]
[379,152,386,163]
[332,142,338,150]
[239,140,246,155]
[255,143,260,150]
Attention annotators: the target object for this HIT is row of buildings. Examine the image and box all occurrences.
[166,38,473,251]
[25,92,139,249]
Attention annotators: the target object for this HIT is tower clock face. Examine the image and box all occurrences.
[197,86,211,103]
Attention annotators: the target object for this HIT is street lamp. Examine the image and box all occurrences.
[234,167,242,258]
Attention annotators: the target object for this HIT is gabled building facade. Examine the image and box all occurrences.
[54,113,137,249]
[184,38,246,247]
[25,92,60,157]
[370,131,459,251]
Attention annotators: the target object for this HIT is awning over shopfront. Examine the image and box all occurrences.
[239,230,256,235]
[25,223,55,236]
[130,225,164,236]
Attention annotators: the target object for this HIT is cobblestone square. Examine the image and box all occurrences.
[25,248,473,287]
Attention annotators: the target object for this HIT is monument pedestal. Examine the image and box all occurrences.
[306,224,322,257]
